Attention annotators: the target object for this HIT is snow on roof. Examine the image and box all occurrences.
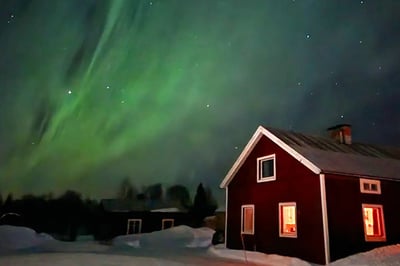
[150,207,181,212]
[101,199,184,212]
[100,199,147,212]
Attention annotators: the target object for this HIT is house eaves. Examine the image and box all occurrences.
[220,126,321,188]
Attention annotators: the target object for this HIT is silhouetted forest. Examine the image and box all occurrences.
[0,182,218,241]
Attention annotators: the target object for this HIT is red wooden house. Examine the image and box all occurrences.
[220,125,400,264]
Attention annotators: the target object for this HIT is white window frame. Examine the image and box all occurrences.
[161,218,175,230]
[360,178,381,194]
[279,202,297,238]
[362,204,386,242]
[257,154,276,183]
[126,219,142,234]
[241,204,255,235]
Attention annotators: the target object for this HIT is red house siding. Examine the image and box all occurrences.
[226,136,326,264]
[325,174,400,261]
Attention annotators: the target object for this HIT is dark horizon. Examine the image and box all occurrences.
[1,0,400,202]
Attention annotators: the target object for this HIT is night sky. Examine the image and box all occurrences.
[0,0,399,203]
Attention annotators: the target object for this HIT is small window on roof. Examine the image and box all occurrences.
[360,178,381,194]
[257,154,276,183]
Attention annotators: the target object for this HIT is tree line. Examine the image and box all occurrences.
[0,181,218,241]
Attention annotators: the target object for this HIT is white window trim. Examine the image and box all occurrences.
[362,204,386,242]
[161,218,175,230]
[241,204,255,235]
[257,154,276,183]
[126,218,142,234]
[360,178,381,194]
[279,202,297,238]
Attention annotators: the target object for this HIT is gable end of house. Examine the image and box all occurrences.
[220,126,321,188]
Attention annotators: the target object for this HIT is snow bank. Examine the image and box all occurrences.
[0,253,186,266]
[113,225,214,248]
[330,244,400,266]
[0,225,53,252]
[208,244,312,266]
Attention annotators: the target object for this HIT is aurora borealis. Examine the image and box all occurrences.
[1,0,400,202]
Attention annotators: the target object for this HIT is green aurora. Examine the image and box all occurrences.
[0,0,399,200]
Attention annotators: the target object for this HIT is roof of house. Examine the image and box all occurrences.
[100,199,186,213]
[100,199,148,212]
[220,126,400,188]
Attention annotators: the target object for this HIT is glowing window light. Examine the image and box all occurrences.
[362,204,386,242]
[241,205,254,235]
[279,202,297,238]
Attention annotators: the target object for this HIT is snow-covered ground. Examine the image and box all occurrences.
[0,225,399,266]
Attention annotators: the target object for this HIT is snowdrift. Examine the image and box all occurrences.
[1,224,400,265]
[209,244,312,266]
[113,225,215,248]
[0,225,53,252]
[330,244,400,266]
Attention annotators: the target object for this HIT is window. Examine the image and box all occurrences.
[279,202,297,238]
[127,219,142,234]
[257,154,276,182]
[241,205,254,235]
[362,204,386,242]
[162,219,174,230]
[360,178,381,194]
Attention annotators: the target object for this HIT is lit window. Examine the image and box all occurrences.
[127,219,142,234]
[241,205,254,235]
[257,154,276,182]
[162,219,174,230]
[360,178,381,194]
[279,202,297,238]
[362,204,386,242]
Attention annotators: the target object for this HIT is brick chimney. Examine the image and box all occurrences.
[327,124,352,144]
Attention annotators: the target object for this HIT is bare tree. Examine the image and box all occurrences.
[166,185,191,209]
[117,177,137,200]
